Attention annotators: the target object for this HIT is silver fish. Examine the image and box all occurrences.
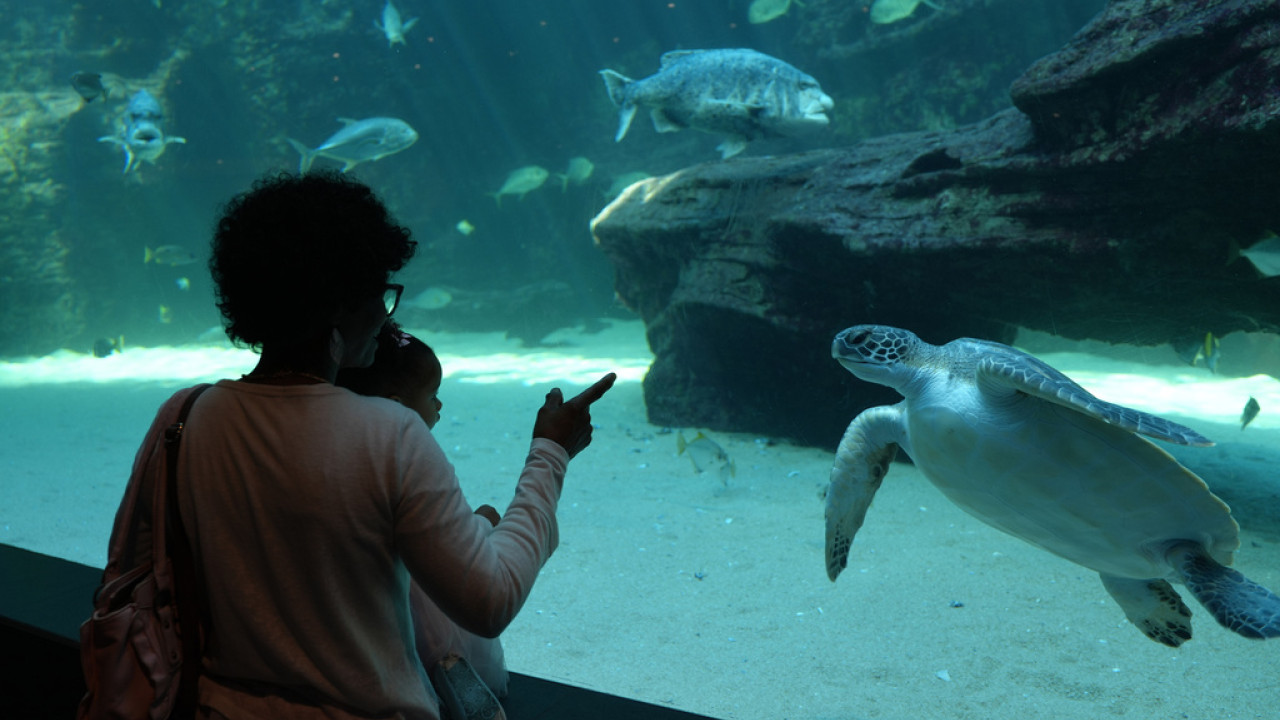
[555,156,594,191]
[143,245,199,266]
[287,117,418,173]
[599,48,833,159]
[1234,232,1280,277]
[677,430,736,485]
[748,0,793,25]
[374,0,419,47]
[489,165,549,206]
[403,286,453,311]
[870,0,944,25]
[97,89,187,173]
[603,171,653,200]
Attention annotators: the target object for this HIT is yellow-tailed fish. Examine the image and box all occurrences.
[1202,332,1221,373]
[677,430,735,485]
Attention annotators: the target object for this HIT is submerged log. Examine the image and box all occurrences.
[590,0,1280,448]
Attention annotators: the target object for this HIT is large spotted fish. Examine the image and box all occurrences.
[599,48,833,159]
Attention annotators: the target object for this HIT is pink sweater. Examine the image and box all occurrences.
[164,380,566,719]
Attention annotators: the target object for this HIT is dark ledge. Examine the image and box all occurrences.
[0,544,714,720]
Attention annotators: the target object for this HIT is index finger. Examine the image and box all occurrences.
[566,372,617,407]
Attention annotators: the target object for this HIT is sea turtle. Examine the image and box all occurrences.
[825,324,1280,646]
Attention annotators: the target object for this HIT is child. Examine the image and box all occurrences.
[337,322,509,700]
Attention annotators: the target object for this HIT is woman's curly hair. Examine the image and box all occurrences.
[209,171,417,349]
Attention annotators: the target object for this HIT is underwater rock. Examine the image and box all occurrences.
[0,87,85,356]
[799,0,1108,144]
[591,0,1280,447]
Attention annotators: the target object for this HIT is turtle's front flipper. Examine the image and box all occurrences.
[975,349,1214,447]
[826,404,903,581]
[1099,574,1193,647]
[1168,541,1280,640]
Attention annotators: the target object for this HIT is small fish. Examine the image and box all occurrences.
[288,117,419,173]
[403,286,453,311]
[92,334,124,358]
[455,219,475,236]
[375,0,419,47]
[489,165,549,207]
[144,245,199,266]
[70,72,108,103]
[555,156,595,191]
[158,305,173,324]
[1231,232,1280,277]
[197,326,227,344]
[1242,397,1261,430]
[603,171,653,200]
[98,89,186,173]
[748,0,795,24]
[600,49,833,159]
[677,430,736,485]
[870,0,944,24]
[1175,332,1222,373]
[1202,332,1221,374]
[175,276,191,291]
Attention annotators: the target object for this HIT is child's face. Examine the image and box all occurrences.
[401,357,443,429]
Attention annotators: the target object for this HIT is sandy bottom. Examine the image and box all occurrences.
[3,319,1279,720]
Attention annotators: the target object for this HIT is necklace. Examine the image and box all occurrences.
[240,369,331,385]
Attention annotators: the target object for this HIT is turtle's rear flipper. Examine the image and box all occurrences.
[1100,574,1192,647]
[1168,541,1280,640]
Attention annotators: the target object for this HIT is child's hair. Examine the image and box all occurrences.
[336,320,439,398]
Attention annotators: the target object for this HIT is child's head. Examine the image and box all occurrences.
[336,321,443,429]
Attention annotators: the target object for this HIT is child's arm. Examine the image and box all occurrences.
[474,505,500,527]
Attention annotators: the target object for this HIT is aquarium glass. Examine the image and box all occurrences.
[3,1,1278,718]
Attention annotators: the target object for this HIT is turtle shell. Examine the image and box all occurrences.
[903,369,1238,581]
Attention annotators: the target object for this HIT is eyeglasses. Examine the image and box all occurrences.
[383,283,404,316]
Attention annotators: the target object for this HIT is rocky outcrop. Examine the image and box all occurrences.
[591,0,1280,448]
[0,87,87,356]
[800,0,1109,143]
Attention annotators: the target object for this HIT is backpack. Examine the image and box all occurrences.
[77,384,211,720]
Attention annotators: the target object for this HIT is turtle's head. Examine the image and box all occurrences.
[832,325,922,388]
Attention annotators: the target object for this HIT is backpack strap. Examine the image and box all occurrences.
[162,383,211,715]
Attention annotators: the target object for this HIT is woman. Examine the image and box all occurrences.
[336,323,512,699]
[163,171,613,718]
